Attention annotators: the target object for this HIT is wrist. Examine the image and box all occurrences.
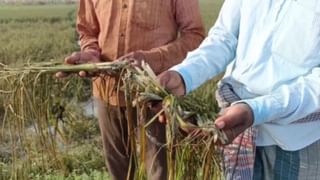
[139,50,162,74]
[232,102,254,126]
[83,49,101,59]
[175,71,186,95]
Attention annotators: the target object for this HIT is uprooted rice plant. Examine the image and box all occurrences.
[0,60,227,180]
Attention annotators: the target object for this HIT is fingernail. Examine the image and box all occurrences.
[215,121,225,129]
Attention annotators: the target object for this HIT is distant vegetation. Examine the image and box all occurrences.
[0,0,77,5]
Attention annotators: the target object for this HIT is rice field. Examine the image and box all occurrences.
[0,0,224,179]
[0,4,75,20]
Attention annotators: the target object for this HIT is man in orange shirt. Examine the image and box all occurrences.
[57,0,205,179]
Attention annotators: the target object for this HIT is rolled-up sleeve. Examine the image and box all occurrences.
[238,67,320,125]
[77,0,101,56]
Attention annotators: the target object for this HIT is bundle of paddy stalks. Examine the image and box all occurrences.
[0,60,227,180]
[123,62,227,180]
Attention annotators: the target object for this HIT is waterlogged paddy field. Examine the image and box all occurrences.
[0,4,78,65]
[0,0,223,179]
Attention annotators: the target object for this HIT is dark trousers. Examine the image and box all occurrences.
[96,100,167,180]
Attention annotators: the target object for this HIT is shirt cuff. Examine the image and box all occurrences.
[170,65,193,94]
[232,95,283,126]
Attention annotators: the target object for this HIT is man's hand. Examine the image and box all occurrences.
[214,103,254,144]
[117,51,145,67]
[55,51,100,78]
[151,70,186,123]
[157,70,186,97]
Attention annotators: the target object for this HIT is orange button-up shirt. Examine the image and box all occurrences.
[77,0,205,105]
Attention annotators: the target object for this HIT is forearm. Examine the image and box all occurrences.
[171,28,238,93]
[76,0,100,56]
[169,0,241,93]
[78,34,100,55]
[136,0,205,74]
[141,31,204,74]
[239,68,320,125]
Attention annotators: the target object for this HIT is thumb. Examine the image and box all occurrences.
[214,111,239,130]
[65,52,80,65]
[157,71,186,96]
[215,119,226,129]
[157,71,170,87]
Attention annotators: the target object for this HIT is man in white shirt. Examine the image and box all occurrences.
[157,0,320,179]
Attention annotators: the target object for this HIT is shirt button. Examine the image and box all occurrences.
[123,4,128,9]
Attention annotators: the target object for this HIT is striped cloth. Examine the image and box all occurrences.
[253,141,320,180]
[215,82,257,180]
[215,82,320,180]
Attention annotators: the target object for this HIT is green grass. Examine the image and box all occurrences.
[0,5,78,65]
[0,21,78,64]
[0,4,75,20]
[0,0,224,179]
[199,0,224,31]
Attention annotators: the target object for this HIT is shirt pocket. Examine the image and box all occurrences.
[271,1,320,67]
[131,0,162,30]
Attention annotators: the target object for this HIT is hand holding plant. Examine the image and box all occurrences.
[55,50,101,78]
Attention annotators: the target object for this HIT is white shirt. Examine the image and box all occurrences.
[171,0,320,150]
